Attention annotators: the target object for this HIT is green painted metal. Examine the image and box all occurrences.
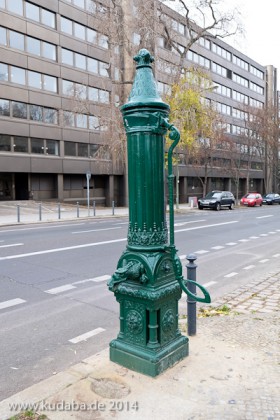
[107,49,210,377]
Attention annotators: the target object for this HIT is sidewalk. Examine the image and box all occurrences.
[0,272,279,420]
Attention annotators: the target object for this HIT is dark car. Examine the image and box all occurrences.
[198,191,235,211]
[262,193,280,205]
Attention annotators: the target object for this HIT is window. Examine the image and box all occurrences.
[87,28,97,43]
[46,140,59,155]
[41,8,55,28]
[64,111,75,127]
[10,31,24,50]
[76,113,87,128]
[0,99,10,116]
[75,53,86,70]
[74,22,85,40]
[7,0,23,15]
[87,57,98,73]
[26,37,40,56]
[88,87,98,101]
[44,108,58,124]
[0,27,7,45]
[62,80,74,96]
[0,134,11,151]
[61,17,72,34]
[13,136,28,153]
[90,144,100,157]
[42,42,56,60]
[11,66,25,85]
[31,138,44,154]
[0,63,8,81]
[77,143,88,156]
[43,75,57,92]
[29,105,43,121]
[64,141,76,156]
[62,49,74,66]
[89,115,99,129]
[26,2,39,21]
[28,71,42,89]
[12,101,27,119]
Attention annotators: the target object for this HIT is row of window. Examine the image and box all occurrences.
[0,134,59,155]
[0,63,111,98]
[0,99,58,124]
[0,62,57,92]
[63,111,103,130]
[61,16,108,49]
[62,79,110,103]
[61,48,109,77]
[63,0,108,15]
[0,26,57,61]
[0,1,109,50]
[215,82,264,107]
[0,0,55,28]
[0,134,105,159]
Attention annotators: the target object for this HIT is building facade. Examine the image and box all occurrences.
[0,0,278,204]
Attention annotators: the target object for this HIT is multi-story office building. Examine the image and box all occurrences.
[0,0,278,204]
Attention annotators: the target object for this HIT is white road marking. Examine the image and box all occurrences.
[69,327,105,344]
[74,275,111,284]
[202,281,217,287]
[195,250,209,254]
[211,246,224,250]
[260,234,268,236]
[268,231,276,234]
[224,272,238,278]
[174,220,205,226]
[226,242,237,246]
[243,265,255,270]
[0,238,127,261]
[175,220,238,233]
[179,255,186,260]
[249,236,259,239]
[238,239,249,242]
[0,243,23,248]
[0,298,26,310]
[45,284,77,294]
[259,259,269,263]
[256,215,273,219]
[72,227,121,234]
[272,254,280,258]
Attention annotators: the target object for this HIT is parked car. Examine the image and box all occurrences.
[240,193,263,207]
[262,193,280,205]
[198,191,235,211]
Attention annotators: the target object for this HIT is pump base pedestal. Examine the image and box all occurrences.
[109,336,189,377]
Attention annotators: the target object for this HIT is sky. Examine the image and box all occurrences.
[165,0,280,88]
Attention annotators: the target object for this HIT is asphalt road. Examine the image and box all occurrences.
[0,204,280,400]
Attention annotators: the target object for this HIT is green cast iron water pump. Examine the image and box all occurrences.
[107,49,210,377]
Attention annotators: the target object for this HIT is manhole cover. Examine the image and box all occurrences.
[90,377,130,399]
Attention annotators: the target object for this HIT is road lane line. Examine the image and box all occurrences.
[195,250,209,254]
[202,281,217,287]
[175,220,238,233]
[0,238,127,261]
[256,215,273,219]
[174,219,205,226]
[272,254,280,257]
[0,243,23,248]
[249,236,259,239]
[226,242,237,246]
[0,298,26,310]
[0,223,85,233]
[238,239,249,242]
[72,227,122,234]
[74,275,111,284]
[243,265,255,270]
[211,246,224,250]
[45,284,77,294]
[259,259,269,263]
[69,327,105,344]
[260,234,268,236]
[224,272,238,278]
